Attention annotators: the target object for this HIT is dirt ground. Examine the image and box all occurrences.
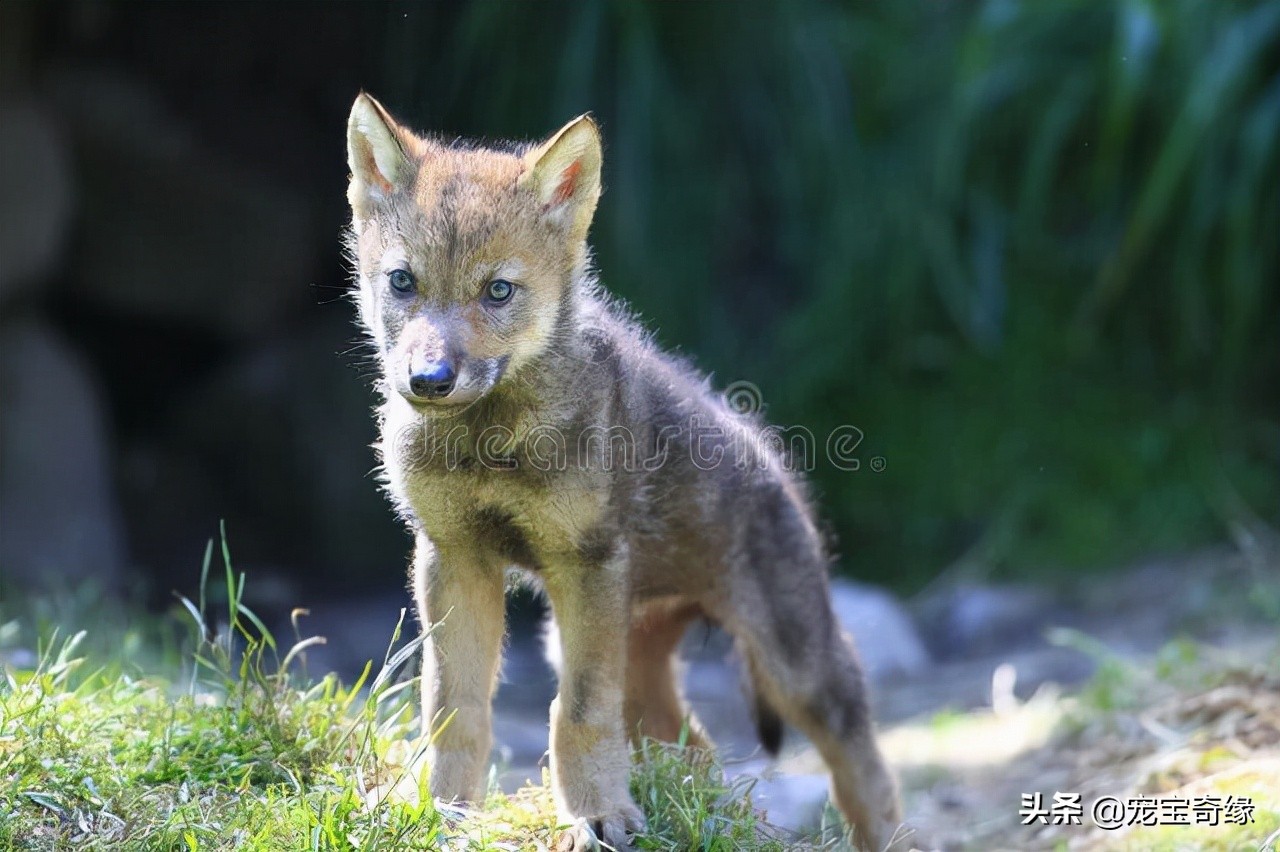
[881,635,1280,850]
[850,549,1279,851]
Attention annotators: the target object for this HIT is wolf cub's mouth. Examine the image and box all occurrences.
[394,357,509,415]
[397,384,487,416]
[402,394,475,412]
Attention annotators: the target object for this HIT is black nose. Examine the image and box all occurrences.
[408,362,456,399]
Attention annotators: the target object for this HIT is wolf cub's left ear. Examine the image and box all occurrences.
[347,93,415,217]
[519,114,602,242]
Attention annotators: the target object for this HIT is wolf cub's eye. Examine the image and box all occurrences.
[485,279,515,305]
[387,269,416,294]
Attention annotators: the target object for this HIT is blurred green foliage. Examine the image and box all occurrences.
[375,0,1278,588]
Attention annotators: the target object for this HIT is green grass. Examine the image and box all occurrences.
[0,539,816,851]
[0,631,447,851]
[0,541,443,851]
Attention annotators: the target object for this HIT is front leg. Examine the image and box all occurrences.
[412,531,506,803]
[544,542,645,851]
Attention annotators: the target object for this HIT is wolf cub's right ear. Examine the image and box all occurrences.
[347,93,414,216]
[519,114,603,243]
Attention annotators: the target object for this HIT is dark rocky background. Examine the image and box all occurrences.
[1,4,419,603]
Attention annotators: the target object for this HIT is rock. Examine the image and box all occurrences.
[0,100,74,304]
[682,654,744,705]
[917,582,1057,660]
[274,591,415,682]
[142,313,405,592]
[116,442,233,592]
[0,316,126,590]
[737,767,832,833]
[46,67,314,337]
[829,579,931,680]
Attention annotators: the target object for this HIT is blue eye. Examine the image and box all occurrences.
[388,269,416,294]
[486,279,515,304]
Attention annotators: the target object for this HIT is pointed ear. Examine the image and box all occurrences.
[518,114,602,241]
[347,93,414,215]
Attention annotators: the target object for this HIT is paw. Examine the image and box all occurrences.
[555,804,645,852]
[425,745,487,804]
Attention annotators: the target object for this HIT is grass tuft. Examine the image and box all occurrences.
[0,535,444,851]
[0,534,806,850]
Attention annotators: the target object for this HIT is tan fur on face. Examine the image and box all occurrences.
[348,99,606,398]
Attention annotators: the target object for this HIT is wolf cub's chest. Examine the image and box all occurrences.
[393,446,612,568]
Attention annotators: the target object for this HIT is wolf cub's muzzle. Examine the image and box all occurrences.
[408,359,457,400]
[395,344,507,410]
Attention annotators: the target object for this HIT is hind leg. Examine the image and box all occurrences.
[623,602,711,750]
[727,589,905,851]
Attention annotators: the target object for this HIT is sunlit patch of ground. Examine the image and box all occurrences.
[872,634,1280,851]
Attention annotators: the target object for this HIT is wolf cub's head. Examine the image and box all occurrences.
[345,93,602,412]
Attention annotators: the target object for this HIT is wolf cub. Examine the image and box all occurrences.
[345,93,904,851]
